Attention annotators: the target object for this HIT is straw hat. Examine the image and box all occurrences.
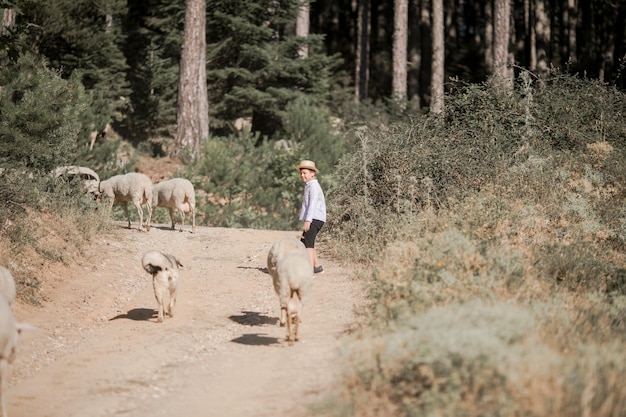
[295,160,319,174]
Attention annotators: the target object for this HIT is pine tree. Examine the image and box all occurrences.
[16,0,130,134]
[205,0,345,139]
[0,53,90,172]
[123,0,184,138]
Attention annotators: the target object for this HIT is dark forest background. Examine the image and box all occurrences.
[1,0,624,149]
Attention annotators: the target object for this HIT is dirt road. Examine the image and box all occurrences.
[8,224,364,417]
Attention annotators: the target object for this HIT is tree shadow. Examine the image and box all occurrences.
[229,311,278,326]
[231,333,281,346]
[109,308,157,321]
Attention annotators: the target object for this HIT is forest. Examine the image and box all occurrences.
[2,2,626,415]
[0,0,624,153]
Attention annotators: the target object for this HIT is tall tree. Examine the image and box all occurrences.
[565,0,577,66]
[14,0,130,142]
[123,0,184,139]
[392,0,408,105]
[493,0,512,88]
[296,0,310,58]
[430,0,444,114]
[173,0,208,158]
[484,2,494,72]
[355,0,370,102]
[205,0,342,139]
[534,0,550,75]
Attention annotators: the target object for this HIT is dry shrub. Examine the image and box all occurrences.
[0,178,112,304]
[322,73,626,416]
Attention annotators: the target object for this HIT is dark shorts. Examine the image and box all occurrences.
[301,219,324,249]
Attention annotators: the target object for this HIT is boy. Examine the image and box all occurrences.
[296,160,326,274]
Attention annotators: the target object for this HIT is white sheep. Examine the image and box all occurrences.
[267,237,313,345]
[0,267,15,306]
[142,250,182,323]
[0,295,37,417]
[152,178,196,233]
[52,165,100,194]
[98,172,153,232]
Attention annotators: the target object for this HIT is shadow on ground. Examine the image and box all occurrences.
[109,308,157,321]
[229,311,278,326]
[231,333,281,346]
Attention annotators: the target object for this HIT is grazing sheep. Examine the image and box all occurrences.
[267,237,313,345]
[0,267,15,306]
[142,250,183,323]
[52,165,100,194]
[98,172,153,232]
[152,178,196,233]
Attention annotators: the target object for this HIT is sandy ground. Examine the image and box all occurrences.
[7,222,365,417]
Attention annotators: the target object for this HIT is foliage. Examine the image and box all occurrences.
[205,0,347,139]
[0,51,114,303]
[0,53,90,172]
[318,73,626,416]
[122,0,184,138]
[16,0,131,135]
[0,172,112,304]
[189,131,305,229]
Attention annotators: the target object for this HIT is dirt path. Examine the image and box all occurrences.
[8,224,364,417]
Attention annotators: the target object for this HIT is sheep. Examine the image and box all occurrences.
[0,295,37,417]
[98,172,153,232]
[52,165,100,194]
[142,250,183,323]
[266,237,313,345]
[152,178,196,233]
[0,267,15,306]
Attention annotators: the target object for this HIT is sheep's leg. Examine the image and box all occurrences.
[294,314,300,342]
[153,283,165,323]
[286,309,294,346]
[134,201,144,232]
[191,206,196,234]
[168,286,177,318]
[0,359,7,417]
[279,305,286,327]
[122,203,132,229]
[168,208,176,230]
[145,202,152,232]
[177,205,186,233]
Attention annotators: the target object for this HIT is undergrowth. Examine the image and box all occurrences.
[316,71,626,416]
[0,173,113,304]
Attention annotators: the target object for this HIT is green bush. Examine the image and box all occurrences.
[0,54,113,304]
[0,53,90,173]
[190,132,306,229]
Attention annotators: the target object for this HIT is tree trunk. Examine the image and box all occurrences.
[493,0,512,88]
[2,8,15,29]
[535,0,550,75]
[296,0,310,58]
[173,0,208,159]
[392,0,408,105]
[430,0,444,114]
[484,2,493,72]
[407,0,423,107]
[355,0,370,102]
[566,0,577,65]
